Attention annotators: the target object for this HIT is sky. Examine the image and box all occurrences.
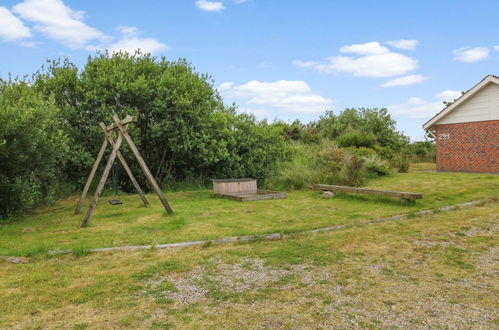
[0,0,498,141]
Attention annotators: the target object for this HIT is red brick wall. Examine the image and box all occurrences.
[434,120,499,173]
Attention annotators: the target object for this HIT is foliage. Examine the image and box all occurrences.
[32,52,287,191]
[338,153,367,186]
[391,153,410,173]
[336,131,376,148]
[0,80,68,217]
[267,141,384,190]
[317,108,409,151]
[269,108,412,184]
[364,156,390,177]
[407,141,436,163]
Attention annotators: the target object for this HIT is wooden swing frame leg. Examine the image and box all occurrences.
[74,138,108,215]
[112,115,173,214]
[99,123,149,208]
[81,133,123,227]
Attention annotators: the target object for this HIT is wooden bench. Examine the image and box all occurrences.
[314,184,423,204]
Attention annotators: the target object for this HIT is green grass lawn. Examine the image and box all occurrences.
[1,170,498,257]
[1,197,497,328]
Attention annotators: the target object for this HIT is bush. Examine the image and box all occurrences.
[391,154,410,173]
[336,131,376,148]
[318,108,409,151]
[267,141,384,190]
[0,81,68,218]
[364,156,390,177]
[266,143,323,190]
[407,141,436,162]
[338,153,366,186]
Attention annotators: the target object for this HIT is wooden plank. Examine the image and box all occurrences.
[74,138,108,214]
[99,122,149,208]
[81,132,123,227]
[105,115,137,132]
[240,192,287,202]
[112,115,173,214]
[214,190,287,202]
[213,179,257,195]
[314,184,423,200]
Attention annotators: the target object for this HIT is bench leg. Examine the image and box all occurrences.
[401,198,414,205]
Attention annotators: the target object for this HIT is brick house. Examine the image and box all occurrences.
[423,75,498,173]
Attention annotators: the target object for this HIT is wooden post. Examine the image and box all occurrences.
[112,115,173,214]
[81,133,123,227]
[99,123,150,208]
[74,138,108,214]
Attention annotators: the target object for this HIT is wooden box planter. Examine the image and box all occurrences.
[212,178,287,202]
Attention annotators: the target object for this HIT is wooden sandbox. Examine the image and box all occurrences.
[212,178,287,202]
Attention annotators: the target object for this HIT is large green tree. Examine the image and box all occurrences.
[33,52,287,190]
[317,108,409,150]
[0,80,68,217]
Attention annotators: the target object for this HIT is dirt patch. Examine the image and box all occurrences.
[144,257,317,305]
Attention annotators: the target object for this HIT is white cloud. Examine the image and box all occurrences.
[221,80,333,114]
[217,82,234,91]
[292,60,319,68]
[340,41,389,55]
[435,90,462,102]
[388,90,462,119]
[293,41,418,78]
[494,46,499,51]
[13,0,108,49]
[0,7,31,42]
[388,97,444,119]
[196,0,224,11]
[453,46,489,62]
[381,74,427,88]
[385,39,419,50]
[107,26,167,54]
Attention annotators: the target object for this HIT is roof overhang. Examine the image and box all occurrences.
[423,75,499,131]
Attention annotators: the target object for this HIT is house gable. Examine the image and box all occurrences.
[438,82,499,125]
[423,75,499,130]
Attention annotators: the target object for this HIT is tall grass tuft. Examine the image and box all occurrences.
[266,141,388,190]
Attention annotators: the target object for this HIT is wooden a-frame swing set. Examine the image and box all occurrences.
[75,114,173,227]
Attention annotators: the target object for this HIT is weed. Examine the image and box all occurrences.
[72,243,91,257]
[151,321,174,329]
[133,259,183,280]
[444,247,474,269]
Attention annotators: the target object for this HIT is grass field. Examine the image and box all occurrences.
[1,197,497,328]
[1,165,498,257]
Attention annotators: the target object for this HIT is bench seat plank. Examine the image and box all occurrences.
[314,184,423,200]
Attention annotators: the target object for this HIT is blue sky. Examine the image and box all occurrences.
[1,0,498,140]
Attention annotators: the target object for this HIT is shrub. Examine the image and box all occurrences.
[364,156,390,177]
[336,131,376,148]
[267,141,380,190]
[318,108,409,151]
[0,81,68,218]
[266,143,323,190]
[391,154,410,173]
[407,141,436,162]
[343,146,377,158]
[339,153,366,186]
